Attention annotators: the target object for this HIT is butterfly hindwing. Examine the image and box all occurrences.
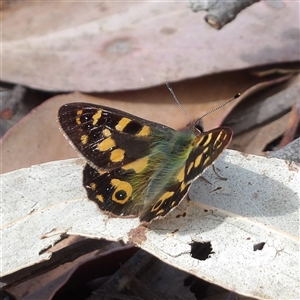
[140,181,191,222]
[83,164,143,216]
[83,162,191,222]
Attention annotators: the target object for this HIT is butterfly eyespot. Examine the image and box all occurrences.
[112,189,129,204]
[115,190,127,200]
[111,179,132,204]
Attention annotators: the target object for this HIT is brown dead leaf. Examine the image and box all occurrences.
[1,1,299,92]
[1,71,261,174]
[223,73,299,134]
[7,243,136,300]
[279,99,300,147]
[224,73,299,155]
[231,112,291,155]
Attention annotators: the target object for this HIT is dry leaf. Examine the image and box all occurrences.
[2,1,299,91]
[1,150,299,299]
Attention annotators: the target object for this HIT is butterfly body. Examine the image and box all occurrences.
[58,102,232,222]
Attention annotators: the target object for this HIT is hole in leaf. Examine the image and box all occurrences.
[190,241,213,260]
[253,242,266,251]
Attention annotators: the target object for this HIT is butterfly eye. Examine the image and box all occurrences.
[194,119,204,133]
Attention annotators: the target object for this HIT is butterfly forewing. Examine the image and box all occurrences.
[58,103,173,171]
[184,127,232,183]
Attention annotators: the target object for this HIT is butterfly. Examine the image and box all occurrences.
[58,102,232,222]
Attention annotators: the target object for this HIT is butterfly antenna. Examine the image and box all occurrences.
[166,83,192,123]
[199,93,241,120]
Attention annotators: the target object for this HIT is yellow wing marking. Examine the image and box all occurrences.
[176,167,185,182]
[151,191,174,212]
[110,148,125,162]
[90,183,97,191]
[115,117,131,131]
[92,109,102,125]
[102,128,111,137]
[81,134,89,145]
[136,125,150,136]
[76,109,83,125]
[122,157,149,173]
[96,194,104,203]
[98,137,116,151]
